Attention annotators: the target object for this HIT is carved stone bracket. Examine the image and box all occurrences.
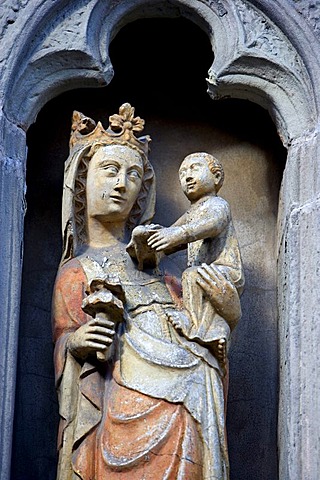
[203,0,316,144]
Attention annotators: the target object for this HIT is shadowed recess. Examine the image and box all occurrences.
[11,17,285,480]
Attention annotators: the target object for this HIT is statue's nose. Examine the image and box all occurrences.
[115,172,127,191]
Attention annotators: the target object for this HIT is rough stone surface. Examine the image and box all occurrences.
[0,164,25,480]
[0,112,26,480]
[1,1,320,480]
[278,197,320,480]
[0,0,317,138]
[293,0,320,39]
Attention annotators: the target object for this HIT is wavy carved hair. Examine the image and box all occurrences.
[73,142,154,246]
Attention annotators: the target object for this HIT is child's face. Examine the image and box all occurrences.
[179,156,221,201]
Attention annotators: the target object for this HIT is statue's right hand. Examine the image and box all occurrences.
[67,317,115,360]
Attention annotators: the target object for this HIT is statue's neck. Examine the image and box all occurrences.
[86,217,128,248]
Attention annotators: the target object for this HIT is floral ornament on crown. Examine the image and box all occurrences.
[69,103,151,157]
[109,103,144,140]
[71,111,96,135]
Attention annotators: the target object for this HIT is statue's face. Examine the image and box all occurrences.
[86,144,143,223]
[179,156,221,201]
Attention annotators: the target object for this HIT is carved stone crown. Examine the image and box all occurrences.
[69,103,151,157]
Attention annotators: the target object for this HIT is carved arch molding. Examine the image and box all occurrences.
[1,1,320,479]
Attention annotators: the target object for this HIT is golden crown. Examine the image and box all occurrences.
[69,103,151,157]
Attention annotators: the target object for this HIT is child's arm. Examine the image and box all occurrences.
[148,197,230,252]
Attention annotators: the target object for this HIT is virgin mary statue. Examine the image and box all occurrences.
[52,103,243,479]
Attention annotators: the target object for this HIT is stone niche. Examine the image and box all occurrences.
[11,18,286,480]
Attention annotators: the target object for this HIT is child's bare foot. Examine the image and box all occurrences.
[210,338,227,374]
[217,338,227,365]
[167,310,190,335]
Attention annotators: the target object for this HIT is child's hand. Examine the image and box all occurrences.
[147,226,185,251]
[196,263,241,330]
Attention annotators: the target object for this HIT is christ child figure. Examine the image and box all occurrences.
[147,152,244,365]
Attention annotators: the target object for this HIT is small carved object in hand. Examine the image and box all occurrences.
[81,275,125,361]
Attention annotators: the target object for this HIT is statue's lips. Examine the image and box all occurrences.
[109,194,127,203]
[186,182,197,190]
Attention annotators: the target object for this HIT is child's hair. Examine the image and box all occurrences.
[183,152,224,192]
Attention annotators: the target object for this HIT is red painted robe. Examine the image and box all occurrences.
[52,258,206,480]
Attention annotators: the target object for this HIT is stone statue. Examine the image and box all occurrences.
[145,152,244,371]
[52,103,244,480]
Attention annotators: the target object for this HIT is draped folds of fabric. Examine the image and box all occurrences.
[52,256,229,480]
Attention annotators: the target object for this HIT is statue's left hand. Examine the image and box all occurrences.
[147,226,185,251]
[196,264,241,330]
[67,317,115,360]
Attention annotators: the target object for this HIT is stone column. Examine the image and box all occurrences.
[278,129,320,480]
[0,114,26,480]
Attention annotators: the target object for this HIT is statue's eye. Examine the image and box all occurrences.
[128,169,141,180]
[103,165,119,175]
